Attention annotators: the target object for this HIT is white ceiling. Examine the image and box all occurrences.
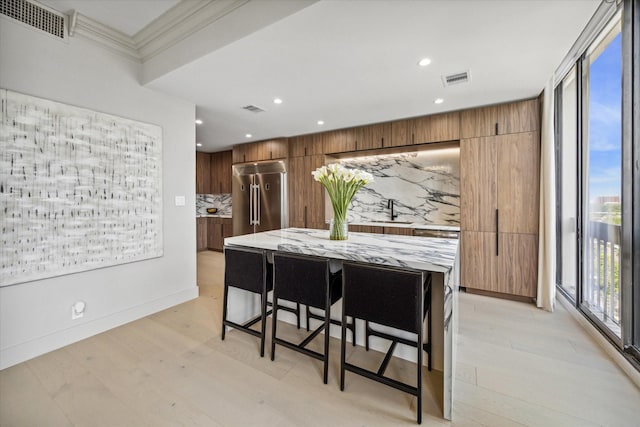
[38,0,601,152]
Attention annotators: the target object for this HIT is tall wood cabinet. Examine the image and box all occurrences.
[460,99,540,299]
[196,152,211,194]
[289,154,326,229]
[210,150,232,194]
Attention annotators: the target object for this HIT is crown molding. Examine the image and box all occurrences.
[134,0,250,62]
[70,12,140,62]
[67,0,251,63]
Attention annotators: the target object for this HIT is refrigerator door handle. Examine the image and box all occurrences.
[249,184,254,225]
[255,185,261,225]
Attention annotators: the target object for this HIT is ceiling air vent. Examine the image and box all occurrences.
[1,0,65,39]
[442,71,470,87]
[242,105,266,113]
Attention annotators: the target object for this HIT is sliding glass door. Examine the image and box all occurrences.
[581,20,623,341]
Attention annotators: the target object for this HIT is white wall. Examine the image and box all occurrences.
[0,18,198,369]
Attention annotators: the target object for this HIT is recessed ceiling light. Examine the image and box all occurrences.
[245,133,252,138]
[434,98,444,104]
[418,58,431,67]
[317,120,324,125]
[196,142,202,147]
[195,119,203,125]
[273,98,283,104]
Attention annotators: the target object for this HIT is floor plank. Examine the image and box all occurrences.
[1,250,639,426]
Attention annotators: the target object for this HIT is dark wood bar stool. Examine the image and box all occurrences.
[221,247,301,357]
[271,252,354,384]
[340,261,432,424]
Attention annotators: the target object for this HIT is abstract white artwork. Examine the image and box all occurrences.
[0,89,163,287]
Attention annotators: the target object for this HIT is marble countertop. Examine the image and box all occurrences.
[197,214,232,218]
[224,227,458,274]
[349,221,460,232]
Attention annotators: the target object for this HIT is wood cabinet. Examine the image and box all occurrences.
[390,119,411,147]
[210,150,232,194]
[388,112,459,147]
[289,154,325,229]
[460,99,539,139]
[207,217,233,251]
[411,111,460,145]
[347,225,413,235]
[384,226,413,236]
[349,225,384,233]
[196,218,208,251]
[322,128,357,154]
[460,131,540,298]
[196,152,211,194]
[232,139,288,163]
[355,123,392,150]
[289,134,322,157]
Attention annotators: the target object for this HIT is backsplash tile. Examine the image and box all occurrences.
[334,147,460,226]
[196,193,232,216]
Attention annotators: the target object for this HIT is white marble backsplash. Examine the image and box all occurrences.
[334,147,460,226]
[196,193,232,216]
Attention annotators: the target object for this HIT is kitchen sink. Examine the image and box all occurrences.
[368,220,413,224]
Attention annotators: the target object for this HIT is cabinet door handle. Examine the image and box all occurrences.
[304,206,308,228]
[495,123,499,135]
[381,137,384,147]
[495,209,499,256]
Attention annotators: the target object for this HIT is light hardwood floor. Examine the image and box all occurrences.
[1,251,639,426]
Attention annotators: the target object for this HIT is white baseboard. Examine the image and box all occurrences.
[0,286,198,370]
[556,294,640,389]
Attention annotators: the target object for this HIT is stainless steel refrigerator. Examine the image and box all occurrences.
[232,161,288,236]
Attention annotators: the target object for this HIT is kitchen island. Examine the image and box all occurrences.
[224,227,459,420]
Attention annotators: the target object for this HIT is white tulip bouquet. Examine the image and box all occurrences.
[312,163,374,240]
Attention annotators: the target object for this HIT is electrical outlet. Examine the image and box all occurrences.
[71,301,85,319]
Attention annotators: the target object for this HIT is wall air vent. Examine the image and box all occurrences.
[1,0,65,39]
[242,105,266,113]
[441,71,470,87]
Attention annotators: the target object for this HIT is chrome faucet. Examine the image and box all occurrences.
[387,199,398,220]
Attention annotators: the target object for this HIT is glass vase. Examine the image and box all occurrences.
[329,216,348,240]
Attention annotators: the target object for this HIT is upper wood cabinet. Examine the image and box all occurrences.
[289,134,322,157]
[390,119,411,147]
[388,112,459,147]
[210,150,232,194]
[411,111,460,144]
[196,152,211,194]
[232,138,288,163]
[460,99,539,139]
[355,122,392,150]
[322,128,357,154]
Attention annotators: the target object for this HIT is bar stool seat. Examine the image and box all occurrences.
[340,261,432,424]
[271,252,354,384]
[221,247,300,357]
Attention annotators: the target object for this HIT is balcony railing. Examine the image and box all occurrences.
[585,220,621,327]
